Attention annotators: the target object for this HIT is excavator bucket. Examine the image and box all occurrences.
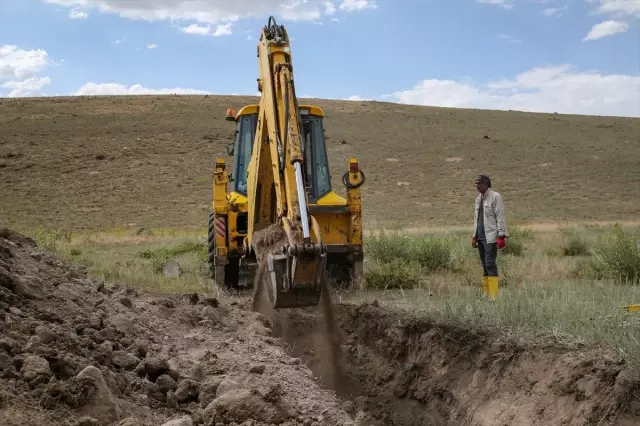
[265,245,327,309]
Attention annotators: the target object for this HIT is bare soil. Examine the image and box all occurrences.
[0,228,353,426]
[1,95,639,232]
[2,228,639,425]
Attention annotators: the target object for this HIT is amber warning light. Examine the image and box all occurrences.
[225,108,236,121]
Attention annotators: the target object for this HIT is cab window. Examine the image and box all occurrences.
[302,115,331,201]
[233,114,257,195]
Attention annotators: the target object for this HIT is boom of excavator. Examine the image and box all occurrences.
[207,16,365,309]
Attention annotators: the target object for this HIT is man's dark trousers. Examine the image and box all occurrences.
[477,239,498,277]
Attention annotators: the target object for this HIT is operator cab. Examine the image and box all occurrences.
[225,105,332,203]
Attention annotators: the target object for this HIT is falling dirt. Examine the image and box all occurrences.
[250,223,346,392]
[2,226,640,425]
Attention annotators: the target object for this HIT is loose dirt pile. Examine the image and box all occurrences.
[0,228,354,426]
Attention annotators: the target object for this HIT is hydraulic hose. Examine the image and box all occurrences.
[342,170,365,189]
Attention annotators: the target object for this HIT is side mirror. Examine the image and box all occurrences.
[226,142,235,156]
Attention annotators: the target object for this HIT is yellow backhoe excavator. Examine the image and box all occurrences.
[207,16,366,309]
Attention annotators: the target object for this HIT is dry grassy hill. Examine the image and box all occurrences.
[1,94,638,232]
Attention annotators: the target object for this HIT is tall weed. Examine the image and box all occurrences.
[590,224,640,283]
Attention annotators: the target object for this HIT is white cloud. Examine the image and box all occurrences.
[180,24,211,35]
[497,33,522,43]
[1,77,52,97]
[387,65,640,117]
[338,0,377,12]
[0,45,54,98]
[344,95,372,101]
[72,82,212,96]
[147,43,158,49]
[583,19,629,40]
[69,8,88,19]
[543,6,568,16]
[477,0,514,9]
[179,23,232,36]
[0,45,50,80]
[589,0,640,18]
[213,23,233,36]
[582,0,639,39]
[43,0,373,25]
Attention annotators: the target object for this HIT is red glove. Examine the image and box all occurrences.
[472,236,477,248]
[497,236,506,249]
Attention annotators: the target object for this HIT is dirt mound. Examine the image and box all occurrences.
[0,228,354,426]
[280,302,640,426]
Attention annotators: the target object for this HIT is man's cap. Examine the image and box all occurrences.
[475,173,492,187]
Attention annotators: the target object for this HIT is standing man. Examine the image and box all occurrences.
[472,173,508,300]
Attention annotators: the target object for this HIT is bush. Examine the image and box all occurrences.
[501,226,531,256]
[559,226,589,257]
[364,232,458,274]
[31,229,72,252]
[590,224,640,283]
[365,260,422,289]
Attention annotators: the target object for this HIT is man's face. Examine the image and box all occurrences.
[476,181,488,194]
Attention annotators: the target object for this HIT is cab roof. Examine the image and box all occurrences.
[234,104,324,119]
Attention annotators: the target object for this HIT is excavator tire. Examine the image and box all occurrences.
[327,253,364,290]
[207,211,240,290]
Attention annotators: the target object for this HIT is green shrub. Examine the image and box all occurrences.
[31,229,72,252]
[364,232,457,273]
[501,225,531,256]
[590,224,640,283]
[559,227,589,257]
[365,260,422,289]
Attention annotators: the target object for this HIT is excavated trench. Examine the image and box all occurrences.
[249,225,639,425]
[268,299,640,426]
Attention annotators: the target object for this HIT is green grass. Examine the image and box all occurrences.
[22,222,640,370]
[28,228,211,294]
[351,222,640,369]
[137,240,207,272]
[343,279,640,367]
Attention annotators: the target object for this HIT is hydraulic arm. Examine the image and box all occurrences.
[245,16,327,308]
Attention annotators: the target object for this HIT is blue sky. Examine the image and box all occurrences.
[0,0,638,116]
